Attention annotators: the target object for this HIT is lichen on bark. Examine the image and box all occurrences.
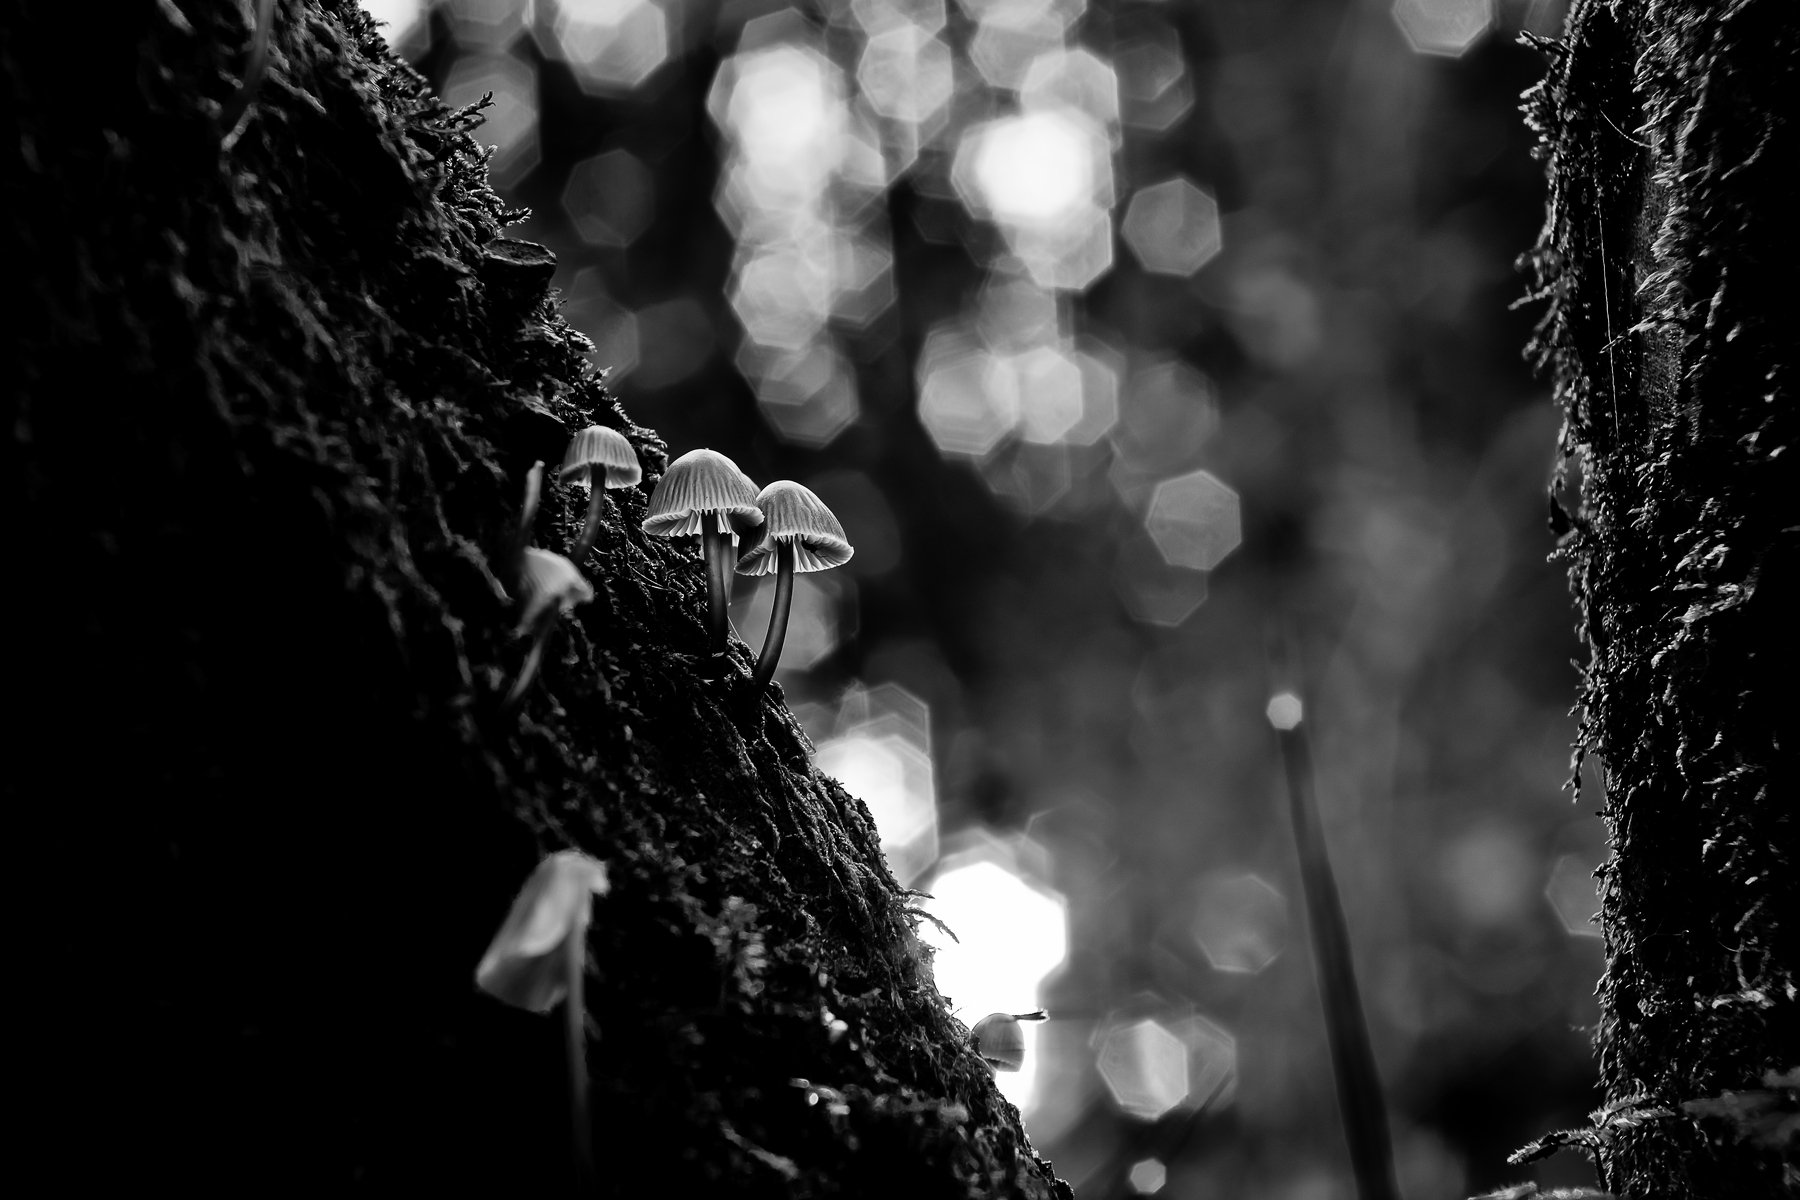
[1518,1,1797,1195]
[6,2,1070,1193]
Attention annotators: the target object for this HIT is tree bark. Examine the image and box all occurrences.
[5,3,1069,1194]
[1520,1,1797,1195]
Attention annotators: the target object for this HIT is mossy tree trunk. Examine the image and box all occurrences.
[5,3,1068,1194]
[1522,1,1797,1195]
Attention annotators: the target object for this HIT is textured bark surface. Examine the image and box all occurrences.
[5,3,1068,1194]
[1521,0,1797,1195]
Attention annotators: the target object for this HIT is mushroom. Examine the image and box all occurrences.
[504,548,595,714]
[642,449,764,654]
[476,850,611,1190]
[513,460,546,588]
[969,1010,1047,1072]
[560,425,642,563]
[735,481,853,691]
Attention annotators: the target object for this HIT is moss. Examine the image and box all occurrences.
[6,2,1069,1193]
[1519,1,1798,1196]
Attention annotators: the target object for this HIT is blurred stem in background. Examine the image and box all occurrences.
[1270,631,1400,1200]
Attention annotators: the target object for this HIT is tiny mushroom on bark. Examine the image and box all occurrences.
[513,460,546,587]
[505,548,596,714]
[735,481,853,691]
[642,449,764,654]
[969,1010,1048,1073]
[476,850,611,1189]
[560,425,642,562]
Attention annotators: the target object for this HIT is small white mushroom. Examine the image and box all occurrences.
[560,425,642,562]
[969,1010,1047,1072]
[735,481,852,690]
[504,549,595,713]
[475,850,610,1189]
[642,449,764,654]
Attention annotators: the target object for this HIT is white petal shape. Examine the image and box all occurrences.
[516,549,596,635]
[475,851,611,1013]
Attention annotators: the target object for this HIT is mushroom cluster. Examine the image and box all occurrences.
[643,449,853,685]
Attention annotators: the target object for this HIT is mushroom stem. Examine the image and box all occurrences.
[571,484,608,564]
[751,542,796,690]
[515,461,545,588]
[1270,635,1399,1200]
[501,616,557,716]
[565,914,597,1193]
[702,524,732,653]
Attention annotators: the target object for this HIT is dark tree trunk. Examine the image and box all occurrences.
[5,3,1068,1194]
[1521,1,1797,1195]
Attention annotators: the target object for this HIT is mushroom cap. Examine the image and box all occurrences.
[517,548,596,634]
[475,850,611,1013]
[560,425,642,489]
[970,1012,1028,1071]
[642,448,765,539]
[735,480,854,576]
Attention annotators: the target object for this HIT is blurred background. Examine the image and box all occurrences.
[363,0,1606,1194]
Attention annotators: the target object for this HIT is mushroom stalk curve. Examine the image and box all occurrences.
[514,460,545,588]
[750,542,796,690]
[565,915,596,1194]
[734,480,852,692]
[473,853,609,1196]
[704,520,734,655]
[641,449,763,658]
[501,619,557,716]
[571,485,609,564]
[503,549,595,715]
[562,425,642,564]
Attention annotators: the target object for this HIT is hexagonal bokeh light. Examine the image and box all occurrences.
[951,109,1116,290]
[738,341,861,448]
[1170,1013,1238,1110]
[968,9,1067,92]
[1121,178,1222,277]
[816,729,938,885]
[1116,32,1192,132]
[711,40,847,210]
[440,0,523,48]
[548,0,671,94]
[1128,1158,1167,1195]
[956,110,1106,229]
[1391,0,1494,58]
[1546,853,1603,938]
[1110,359,1220,484]
[852,0,949,36]
[916,325,1019,459]
[1019,46,1121,137]
[1096,1018,1189,1121]
[921,855,1068,1109]
[978,441,1073,516]
[1145,470,1242,572]
[440,53,540,186]
[730,244,833,350]
[858,23,956,131]
[562,149,655,247]
[1191,871,1289,974]
[1006,344,1086,444]
[358,0,427,48]
[558,269,641,378]
[1114,534,1209,627]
